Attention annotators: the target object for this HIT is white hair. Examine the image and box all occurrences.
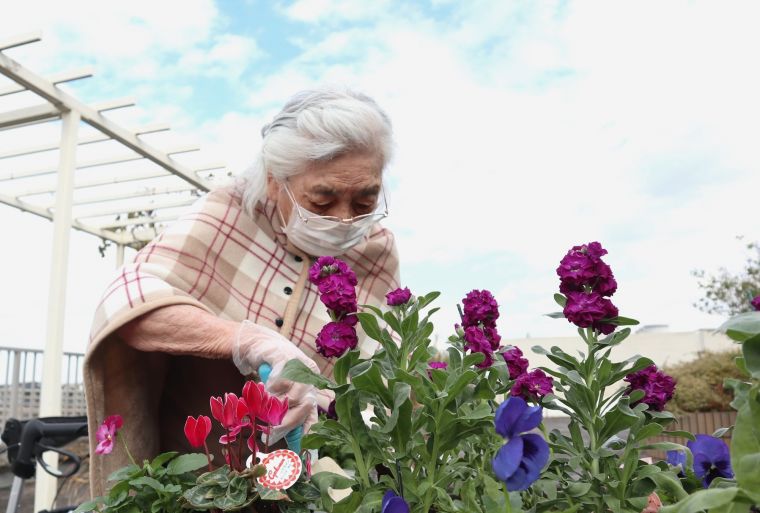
[239,87,394,216]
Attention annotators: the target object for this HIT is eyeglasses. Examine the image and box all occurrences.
[281,183,389,228]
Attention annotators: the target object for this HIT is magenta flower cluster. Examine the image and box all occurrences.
[460,289,502,368]
[752,295,760,311]
[624,365,676,411]
[386,287,412,306]
[557,242,619,335]
[309,256,359,358]
[511,369,554,402]
[502,346,529,380]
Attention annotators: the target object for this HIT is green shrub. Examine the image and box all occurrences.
[664,349,743,413]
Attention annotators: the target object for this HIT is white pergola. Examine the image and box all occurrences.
[0,32,226,510]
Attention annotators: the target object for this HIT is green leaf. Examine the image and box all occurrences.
[166,453,207,475]
[634,422,664,443]
[718,311,760,342]
[379,381,412,433]
[197,465,231,486]
[149,451,179,469]
[73,499,101,513]
[741,333,760,378]
[731,385,760,491]
[598,328,632,348]
[334,349,361,386]
[606,316,640,326]
[545,312,565,319]
[566,481,591,497]
[280,359,334,389]
[659,487,740,513]
[554,293,567,307]
[357,311,384,341]
[107,464,141,482]
[129,476,165,491]
[351,361,393,407]
[662,430,696,441]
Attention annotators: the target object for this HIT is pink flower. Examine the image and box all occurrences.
[624,365,676,412]
[752,295,760,311]
[463,325,499,368]
[184,415,212,448]
[95,415,123,455]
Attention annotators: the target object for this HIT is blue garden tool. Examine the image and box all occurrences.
[258,363,303,453]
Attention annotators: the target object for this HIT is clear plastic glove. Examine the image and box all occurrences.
[233,320,321,443]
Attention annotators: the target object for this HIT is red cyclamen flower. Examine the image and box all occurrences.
[210,393,249,444]
[242,381,289,426]
[184,415,212,448]
[95,414,123,455]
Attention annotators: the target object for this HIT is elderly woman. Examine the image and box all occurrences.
[83,87,400,495]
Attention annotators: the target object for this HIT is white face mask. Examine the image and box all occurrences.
[277,184,388,257]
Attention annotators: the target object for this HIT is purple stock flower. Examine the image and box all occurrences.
[563,291,619,335]
[381,490,410,513]
[427,360,448,378]
[624,365,676,412]
[688,434,734,488]
[386,287,413,306]
[317,274,358,315]
[502,346,529,380]
[557,242,618,297]
[511,369,554,402]
[492,396,549,491]
[315,321,358,358]
[462,289,500,328]
[308,256,358,286]
[464,326,498,368]
[752,295,760,311]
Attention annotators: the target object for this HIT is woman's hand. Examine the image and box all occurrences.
[233,320,322,442]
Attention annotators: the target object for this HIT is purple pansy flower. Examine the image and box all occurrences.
[563,291,618,335]
[315,321,358,358]
[381,490,410,513]
[752,295,760,311]
[502,346,529,380]
[511,369,554,402]
[462,289,500,328]
[492,396,549,491]
[624,365,676,412]
[386,287,412,306]
[666,449,687,476]
[688,434,734,488]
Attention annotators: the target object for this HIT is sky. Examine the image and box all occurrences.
[0,0,758,355]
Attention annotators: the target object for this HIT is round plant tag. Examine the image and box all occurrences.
[257,449,302,490]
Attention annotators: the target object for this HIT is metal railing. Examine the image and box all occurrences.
[0,346,86,427]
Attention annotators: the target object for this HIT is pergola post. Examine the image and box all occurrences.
[34,109,80,512]
[116,243,125,267]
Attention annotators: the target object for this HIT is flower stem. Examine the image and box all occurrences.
[504,485,512,513]
[203,442,213,472]
[119,435,138,467]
